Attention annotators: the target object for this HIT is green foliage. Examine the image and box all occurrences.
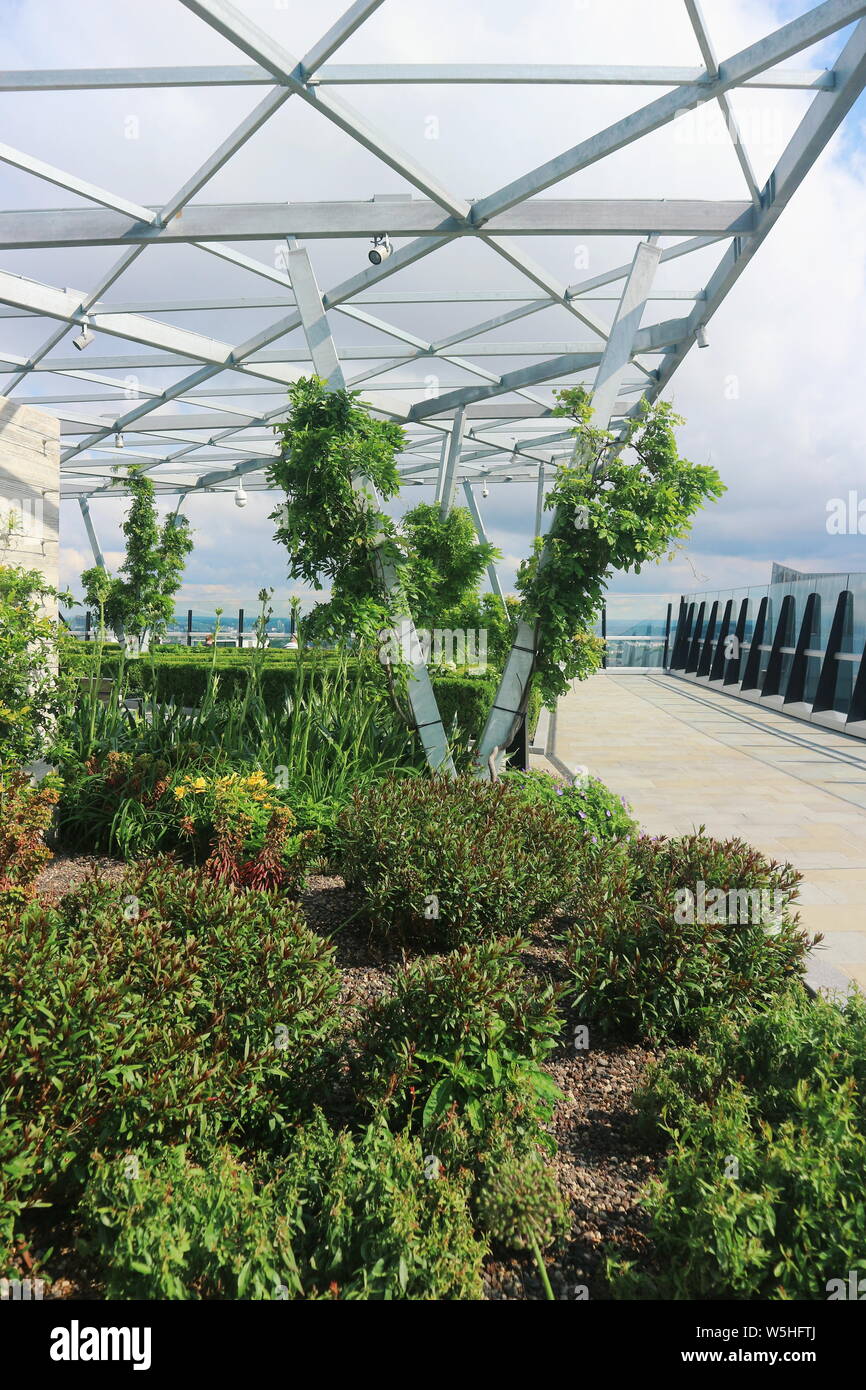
[82,1115,486,1300]
[400,502,499,625]
[268,377,405,626]
[561,831,811,1044]
[80,471,193,650]
[337,775,586,947]
[0,770,61,916]
[55,644,423,856]
[0,564,69,768]
[57,754,315,890]
[503,767,638,844]
[518,391,725,704]
[615,989,866,1300]
[0,862,340,1255]
[476,1153,569,1252]
[353,939,563,1167]
[81,1143,303,1300]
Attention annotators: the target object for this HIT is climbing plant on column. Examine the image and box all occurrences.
[269,376,406,644]
[268,377,499,651]
[514,387,726,708]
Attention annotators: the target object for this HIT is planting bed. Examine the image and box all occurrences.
[18,867,659,1302]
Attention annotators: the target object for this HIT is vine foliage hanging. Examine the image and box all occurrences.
[516,387,726,706]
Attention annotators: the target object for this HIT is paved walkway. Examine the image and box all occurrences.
[544,671,866,994]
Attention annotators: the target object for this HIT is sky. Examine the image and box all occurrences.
[1,0,865,629]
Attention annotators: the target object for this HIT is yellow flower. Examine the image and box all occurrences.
[173,786,187,799]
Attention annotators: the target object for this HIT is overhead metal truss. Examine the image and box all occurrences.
[0,0,864,517]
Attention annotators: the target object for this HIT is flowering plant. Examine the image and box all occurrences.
[58,753,315,892]
[503,767,637,845]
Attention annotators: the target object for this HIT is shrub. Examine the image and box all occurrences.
[0,770,61,915]
[561,831,811,1044]
[615,989,866,1299]
[58,754,316,891]
[0,863,340,1255]
[353,939,563,1167]
[280,1114,486,1300]
[337,776,585,947]
[0,564,68,768]
[80,1143,303,1300]
[503,767,637,845]
[82,1116,485,1300]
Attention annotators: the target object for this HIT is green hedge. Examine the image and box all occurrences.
[88,655,540,742]
[77,649,540,744]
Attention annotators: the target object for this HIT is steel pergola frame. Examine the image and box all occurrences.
[0,0,863,546]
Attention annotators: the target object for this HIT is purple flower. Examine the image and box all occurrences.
[591,835,598,844]
[578,810,587,821]
[605,810,612,818]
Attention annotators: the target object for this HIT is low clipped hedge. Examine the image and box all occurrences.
[85,652,538,741]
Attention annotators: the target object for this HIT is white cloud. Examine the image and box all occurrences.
[3,0,865,621]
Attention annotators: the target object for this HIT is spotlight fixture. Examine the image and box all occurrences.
[72,316,94,351]
[368,235,393,266]
[234,480,248,510]
[114,432,124,449]
[696,324,709,349]
[482,480,489,498]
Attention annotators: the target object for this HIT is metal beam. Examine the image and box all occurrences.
[463,482,506,608]
[471,0,866,221]
[0,198,757,249]
[438,409,466,518]
[475,239,662,772]
[0,64,836,92]
[78,495,105,568]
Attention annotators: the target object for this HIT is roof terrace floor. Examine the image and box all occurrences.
[544,670,866,997]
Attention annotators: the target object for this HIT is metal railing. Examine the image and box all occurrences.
[667,575,866,737]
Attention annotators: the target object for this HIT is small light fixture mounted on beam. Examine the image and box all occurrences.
[72,316,94,351]
[234,480,248,510]
[368,235,393,265]
[114,432,124,449]
[696,324,709,349]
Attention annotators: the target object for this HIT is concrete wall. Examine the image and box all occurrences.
[0,396,60,607]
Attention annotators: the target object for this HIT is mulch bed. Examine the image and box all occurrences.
[22,859,661,1301]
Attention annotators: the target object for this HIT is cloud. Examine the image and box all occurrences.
[2,0,865,622]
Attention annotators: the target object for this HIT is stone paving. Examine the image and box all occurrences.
[545,670,866,994]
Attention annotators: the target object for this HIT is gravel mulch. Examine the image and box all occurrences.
[34,851,128,903]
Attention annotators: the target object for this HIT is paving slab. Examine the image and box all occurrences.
[543,671,866,993]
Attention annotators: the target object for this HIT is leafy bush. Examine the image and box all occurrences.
[615,990,866,1300]
[353,939,563,1167]
[58,754,316,890]
[561,831,811,1044]
[0,863,340,1255]
[503,767,638,844]
[338,776,585,947]
[0,770,61,914]
[81,1143,303,1300]
[82,1115,486,1300]
[0,564,69,768]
